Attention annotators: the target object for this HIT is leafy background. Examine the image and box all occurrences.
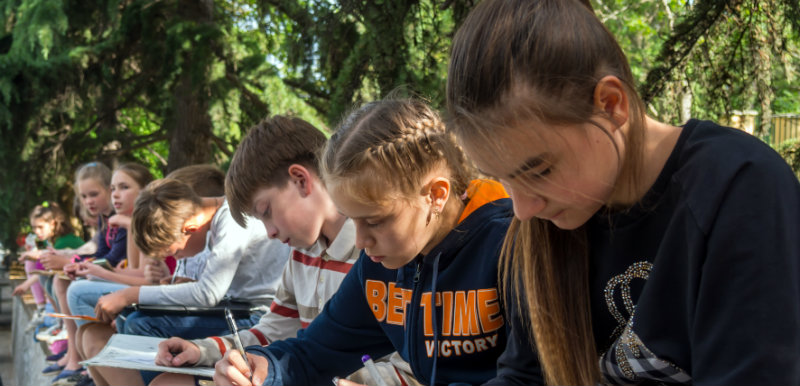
[1,0,799,252]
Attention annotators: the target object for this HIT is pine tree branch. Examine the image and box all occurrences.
[641,0,737,103]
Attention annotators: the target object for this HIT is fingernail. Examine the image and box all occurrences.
[332,376,340,386]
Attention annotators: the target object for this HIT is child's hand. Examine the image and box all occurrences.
[12,282,30,296]
[41,251,69,270]
[213,351,267,386]
[19,249,40,262]
[333,378,366,386]
[155,338,201,367]
[63,262,81,279]
[94,288,136,323]
[74,262,102,277]
[108,214,131,229]
[144,258,169,284]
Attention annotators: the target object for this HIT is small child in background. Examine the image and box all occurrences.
[215,99,513,386]
[66,163,154,284]
[61,163,154,386]
[72,194,99,252]
[40,162,120,270]
[13,202,84,330]
[42,162,126,385]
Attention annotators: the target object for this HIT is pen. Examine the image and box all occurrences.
[170,259,180,284]
[225,308,252,381]
[361,355,388,386]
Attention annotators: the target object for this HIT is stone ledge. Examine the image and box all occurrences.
[12,296,53,386]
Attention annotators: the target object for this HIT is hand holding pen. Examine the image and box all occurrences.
[213,308,269,386]
[212,345,270,386]
[225,308,251,373]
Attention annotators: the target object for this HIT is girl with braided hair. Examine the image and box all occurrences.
[213,98,514,386]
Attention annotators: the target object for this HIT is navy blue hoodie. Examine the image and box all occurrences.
[79,213,127,267]
[248,180,513,385]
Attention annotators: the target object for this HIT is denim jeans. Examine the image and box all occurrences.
[66,279,129,327]
[120,309,263,339]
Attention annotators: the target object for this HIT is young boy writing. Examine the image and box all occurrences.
[149,116,417,386]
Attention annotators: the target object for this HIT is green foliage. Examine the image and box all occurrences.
[1,0,799,252]
[777,138,800,179]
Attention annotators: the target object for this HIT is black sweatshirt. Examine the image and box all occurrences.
[486,120,800,385]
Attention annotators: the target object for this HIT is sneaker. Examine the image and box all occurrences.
[47,328,68,345]
[46,349,67,362]
[51,368,84,385]
[36,324,61,342]
[71,373,94,386]
[42,363,65,375]
[26,307,47,332]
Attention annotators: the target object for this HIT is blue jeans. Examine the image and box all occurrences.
[66,279,129,327]
[120,309,263,339]
[120,310,264,385]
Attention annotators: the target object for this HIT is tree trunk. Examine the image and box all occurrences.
[166,71,213,173]
[165,0,214,173]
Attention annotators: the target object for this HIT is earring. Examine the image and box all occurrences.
[426,206,441,226]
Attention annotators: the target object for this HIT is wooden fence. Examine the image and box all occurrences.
[721,111,800,146]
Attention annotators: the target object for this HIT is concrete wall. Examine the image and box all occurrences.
[11,297,51,386]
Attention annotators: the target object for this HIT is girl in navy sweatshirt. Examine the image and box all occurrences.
[446,0,800,384]
[212,98,513,386]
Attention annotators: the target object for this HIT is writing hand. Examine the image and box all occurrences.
[94,287,136,323]
[74,262,102,277]
[155,337,201,367]
[213,350,268,386]
[63,262,82,279]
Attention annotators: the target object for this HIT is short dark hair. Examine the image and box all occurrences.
[225,115,327,227]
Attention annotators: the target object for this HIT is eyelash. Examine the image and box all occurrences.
[533,167,552,178]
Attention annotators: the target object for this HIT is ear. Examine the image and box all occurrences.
[182,212,204,234]
[183,224,200,234]
[593,75,629,128]
[287,164,313,197]
[427,177,452,212]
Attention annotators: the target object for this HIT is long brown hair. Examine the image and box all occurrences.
[446,0,646,384]
[115,163,154,190]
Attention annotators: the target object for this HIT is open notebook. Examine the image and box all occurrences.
[81,334,215,377]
